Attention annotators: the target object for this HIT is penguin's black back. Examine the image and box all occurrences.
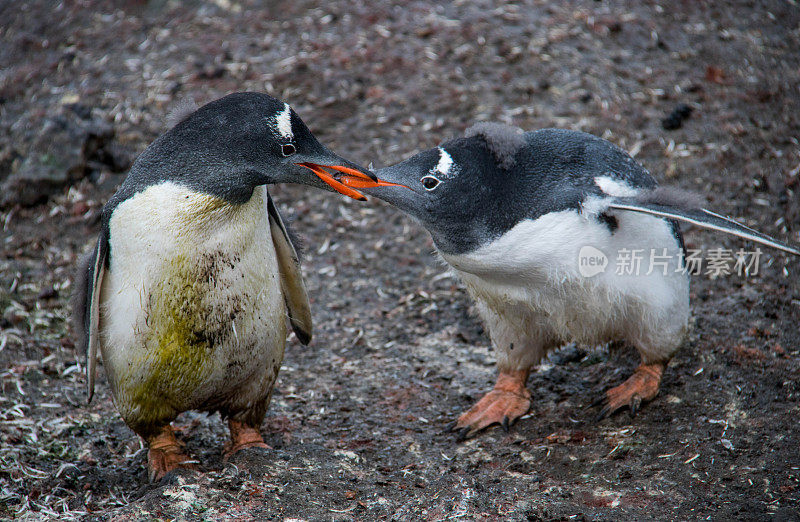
[514,128,655,218]
[522,129,655,189]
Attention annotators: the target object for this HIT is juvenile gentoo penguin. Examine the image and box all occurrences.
[73,92,376,479]
[344,123,800,438]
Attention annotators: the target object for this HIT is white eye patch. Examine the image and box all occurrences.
[273,102,293,140]
[432,147,457,179]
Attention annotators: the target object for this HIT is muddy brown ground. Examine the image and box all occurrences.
[1,1,799,520]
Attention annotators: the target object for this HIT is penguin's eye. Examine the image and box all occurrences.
[281,143,296,156]
[421,175,441,191]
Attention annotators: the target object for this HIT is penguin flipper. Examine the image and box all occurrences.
[607,200,800,255]
[75,234,108,403]
[266,193,312,345]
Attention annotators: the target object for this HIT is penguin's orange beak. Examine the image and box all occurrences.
[295,163,373,200]
[295,163,405,200]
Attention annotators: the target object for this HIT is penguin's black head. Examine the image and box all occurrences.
[350,125,529,254]
[130,92,375,203]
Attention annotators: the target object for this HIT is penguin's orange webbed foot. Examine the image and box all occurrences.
[595,362,665,420]
[146,425,197,482]
[451,369,531,440]
[224,420,270,459]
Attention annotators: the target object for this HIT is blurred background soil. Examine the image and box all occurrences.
[1,0,799,520]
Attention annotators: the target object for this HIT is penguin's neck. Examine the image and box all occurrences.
[108,181,269,261]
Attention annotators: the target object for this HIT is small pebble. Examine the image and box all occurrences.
[662,103,693,130]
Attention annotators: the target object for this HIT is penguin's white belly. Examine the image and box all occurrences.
[441,209,689,361]
[99,183,286,428]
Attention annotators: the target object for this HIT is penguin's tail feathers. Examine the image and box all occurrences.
[628,186,706,210]
[608,189,800,256]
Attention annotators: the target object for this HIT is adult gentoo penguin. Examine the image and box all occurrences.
[73,92,376,480]
[342,122,800,438]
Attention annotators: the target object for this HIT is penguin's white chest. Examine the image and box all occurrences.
[99,183,286,421]
[440,209,689,356]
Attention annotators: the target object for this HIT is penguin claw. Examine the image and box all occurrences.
[147,445,196,482]
[592,362,666,420]
[146,425,196,482]
[589,395,607,409]
[455,427,471,442]
[451,378,531,439]
[225,420,270,460]
[595,405,612,423]
[629,396,642,418]
[445,421,458,433]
